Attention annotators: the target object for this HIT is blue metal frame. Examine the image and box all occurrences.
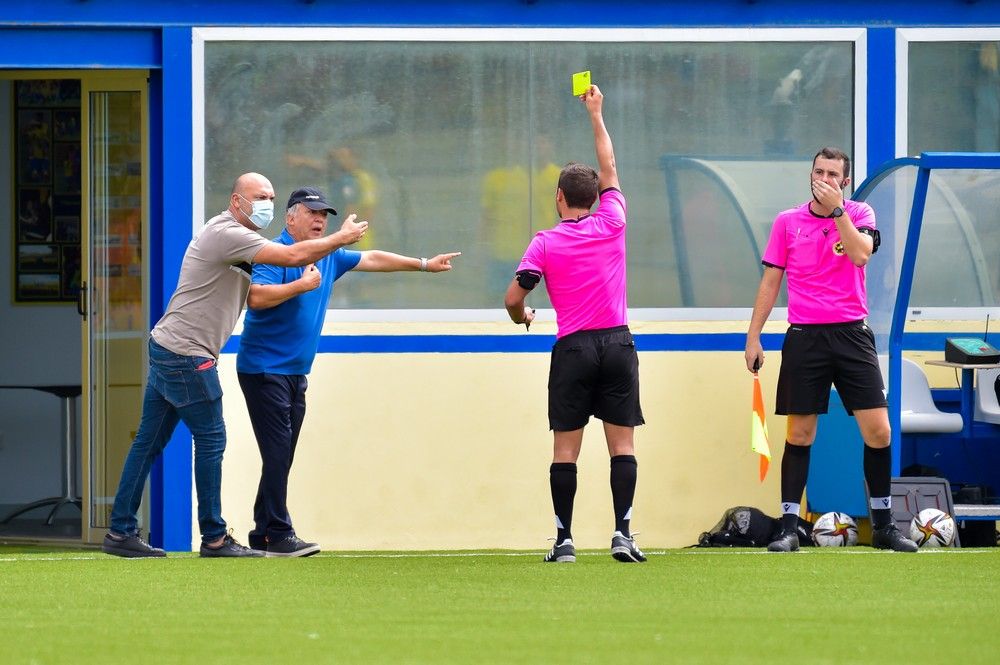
[149,28,194,551]
[0,27,160,68]
[0,24,191,549]
[865,28,896,174]
[855,152,1000,475]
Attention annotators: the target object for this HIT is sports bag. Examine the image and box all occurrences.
[695,505,813,547]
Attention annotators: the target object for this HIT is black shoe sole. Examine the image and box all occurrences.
[101,544,166,558]
[611,550,646,563]
[199,550,265,558]
[872,541,919,552]
[542,554,576,563]
[265,544,321,558]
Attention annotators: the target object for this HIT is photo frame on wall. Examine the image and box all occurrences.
[16,273,61,301]
[12,79,82,303]
[55,215,81,243]
[17,109,52,186]
[53,143,81,195]
[53,110,80,141]
[17,187,53,242]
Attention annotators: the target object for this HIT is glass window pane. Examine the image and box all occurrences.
[204,38,853,309]
[909,42,1000,154]
[860,165,1000,316]
[858,164,918,351]
[913,169,1000,306]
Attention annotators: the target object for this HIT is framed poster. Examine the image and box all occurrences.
[12,79,82,303]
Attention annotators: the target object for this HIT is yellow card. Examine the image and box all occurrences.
[572,70,591,96]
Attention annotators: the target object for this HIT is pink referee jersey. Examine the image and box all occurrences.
[761,199,877,325]
[518,188,629,338]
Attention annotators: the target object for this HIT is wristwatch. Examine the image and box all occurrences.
[830,206,845,219]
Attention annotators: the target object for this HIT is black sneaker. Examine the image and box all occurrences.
[266,535,320,558]
[543,538,576,563]
[611,531,647,563]
[200,533,265,558]
[767,530,800,552]
[872,523,919,552]
[102,532,166,558]
[248,532,267,551]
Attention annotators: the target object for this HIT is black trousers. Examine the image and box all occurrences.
[237,372,308,542]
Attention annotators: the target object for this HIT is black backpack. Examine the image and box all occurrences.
[695,506,813,547]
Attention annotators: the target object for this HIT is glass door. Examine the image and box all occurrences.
[80,73,148,545]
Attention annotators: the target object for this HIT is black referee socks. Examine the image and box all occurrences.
[550,462,577,543]
[610,455,638,538]
[864,444,893,528]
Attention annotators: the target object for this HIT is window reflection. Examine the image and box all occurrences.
[908,42,1000,307]
[910,42,1000,154]
[205,39,853,308]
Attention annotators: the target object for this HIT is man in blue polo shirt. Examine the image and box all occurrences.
[237,186,460,556]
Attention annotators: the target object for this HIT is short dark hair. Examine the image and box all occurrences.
[558,162,599,209]
[812,146,851,179]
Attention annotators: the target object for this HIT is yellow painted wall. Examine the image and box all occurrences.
[216,319,788,551]
[214,317,979,551]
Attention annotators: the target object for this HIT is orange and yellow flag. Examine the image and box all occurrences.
[751,372,771,482]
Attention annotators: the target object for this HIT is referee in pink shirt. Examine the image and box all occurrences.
[745,147,917,553]
[505,85,646,564]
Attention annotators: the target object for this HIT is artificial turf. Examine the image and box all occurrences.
[1,546,998,664]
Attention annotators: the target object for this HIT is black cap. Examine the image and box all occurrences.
[286,187,337,215]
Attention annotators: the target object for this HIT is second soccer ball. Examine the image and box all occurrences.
[811,511,859,547]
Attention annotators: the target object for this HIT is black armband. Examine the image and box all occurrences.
[515,269,542,290]
[859,227,880,253]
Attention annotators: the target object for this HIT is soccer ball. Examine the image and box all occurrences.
[909,508,956,547]
[811,511,859,547]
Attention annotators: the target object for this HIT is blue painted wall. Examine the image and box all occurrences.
[2,0,1000,27]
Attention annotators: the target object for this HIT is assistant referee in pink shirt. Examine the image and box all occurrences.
[505,85,646,564]
[745,147,918,553]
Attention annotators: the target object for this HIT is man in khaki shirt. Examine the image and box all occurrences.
[102,172,367,558]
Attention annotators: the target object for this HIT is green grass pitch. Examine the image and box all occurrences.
[2,546,999,663]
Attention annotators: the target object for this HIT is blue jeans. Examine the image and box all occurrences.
[109,339,228,542]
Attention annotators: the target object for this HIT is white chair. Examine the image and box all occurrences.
[974,367,1000,425]
[879,356,964,434]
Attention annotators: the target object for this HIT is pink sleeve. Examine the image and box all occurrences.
[849,201,876,230]
[517,234,545,274]
[595,188,626,227]
[760,215,787,269]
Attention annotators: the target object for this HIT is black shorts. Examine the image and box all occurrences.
[776,320,887,416]
[548,325,645,431]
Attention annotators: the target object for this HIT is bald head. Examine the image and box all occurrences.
[229,172,276,228]
[232,172,272,197]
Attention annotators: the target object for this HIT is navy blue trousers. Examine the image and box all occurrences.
[237,372,308,543]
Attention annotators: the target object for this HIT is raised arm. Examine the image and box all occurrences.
[582,85,619,191]
[354,250,461,273]
[253,214,368,267]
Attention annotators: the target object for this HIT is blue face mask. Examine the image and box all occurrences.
[239,194,274,230]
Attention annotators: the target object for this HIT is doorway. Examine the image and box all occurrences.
[0,71,149,546]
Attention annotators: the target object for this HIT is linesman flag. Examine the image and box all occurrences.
[751,370,771,482]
